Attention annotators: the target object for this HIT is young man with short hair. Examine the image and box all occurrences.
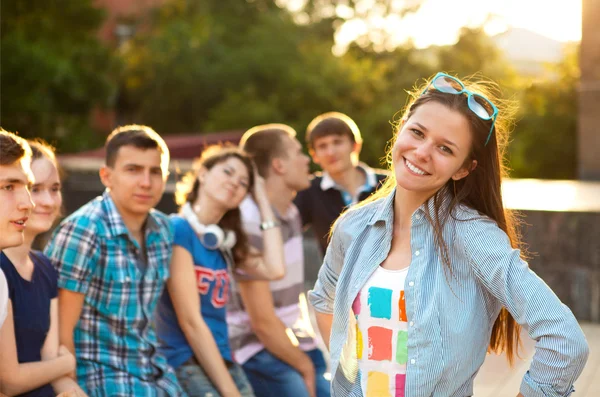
[0,130,34,251]
[227,124,330,397]
[45,125,185,396]
[294,112,387,254]
[0,130,34,332]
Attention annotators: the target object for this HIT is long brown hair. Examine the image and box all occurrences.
[175,145,255,266]
[357,73,523,364]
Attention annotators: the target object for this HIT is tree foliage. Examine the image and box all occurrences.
[1,0,579,180]
[120,0,438,168]
[436,27,518,84]
[0,0,118,151]
[508,45,579,179]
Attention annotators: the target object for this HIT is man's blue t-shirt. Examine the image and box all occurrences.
[0,250,57,397]
[155,215,232,369]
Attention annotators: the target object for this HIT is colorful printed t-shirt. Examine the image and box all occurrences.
[155,215,232,369]
[352,266,409,397]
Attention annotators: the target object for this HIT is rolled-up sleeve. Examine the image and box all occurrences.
[44,218,99,294]
[308,217,347,314]
[461,216,589,397]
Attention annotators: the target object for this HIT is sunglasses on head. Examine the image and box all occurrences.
[424,72,498,146]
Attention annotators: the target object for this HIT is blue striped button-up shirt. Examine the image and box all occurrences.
[309,189,589,397]
[45,191,185,397]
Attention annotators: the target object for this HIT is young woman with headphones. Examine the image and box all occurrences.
[155,145,286,397]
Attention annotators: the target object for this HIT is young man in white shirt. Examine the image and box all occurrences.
[294,112,386,255]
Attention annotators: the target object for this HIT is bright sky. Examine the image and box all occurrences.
[330,0,582,53]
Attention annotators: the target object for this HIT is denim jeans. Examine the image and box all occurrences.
[242,348,331,397]
[175,360,255,397]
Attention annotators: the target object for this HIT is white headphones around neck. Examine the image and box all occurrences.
[180,202,237,251]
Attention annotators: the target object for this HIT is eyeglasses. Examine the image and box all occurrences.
[424,72,498,146]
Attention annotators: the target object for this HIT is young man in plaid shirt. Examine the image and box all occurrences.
[45,125,185,396]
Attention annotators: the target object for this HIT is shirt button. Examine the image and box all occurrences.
[409,321,414,327]
[414,250,420,256]
[415,214,421,220]
[408,281,414,287]
[410,359,416,364]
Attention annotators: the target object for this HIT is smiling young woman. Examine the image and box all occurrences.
[309,73,589,397]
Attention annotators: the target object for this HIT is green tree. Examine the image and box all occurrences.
[508,45,579,179]
[297,0,423,53]
[1,0,118,151]
[123,0,577,179]
[436,27,518,85]
[121,0,431,169]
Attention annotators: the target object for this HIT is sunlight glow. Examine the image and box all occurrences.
[334,0,581,52]
[502,179,600,212]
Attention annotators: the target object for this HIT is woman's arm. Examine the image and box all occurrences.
[0,302,75,396]
[168,246,241,397]
[40,299,88,396]
[239,174,285,280]
[462,216,589,397]
[315,312,334,351]
[308,215,347,347]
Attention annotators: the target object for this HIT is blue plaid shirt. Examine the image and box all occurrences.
[309,188,589,397]
[45,191,185,397]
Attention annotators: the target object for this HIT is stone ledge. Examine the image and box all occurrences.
[519,210,600,322]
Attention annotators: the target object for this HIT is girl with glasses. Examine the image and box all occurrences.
[309,73,588,397]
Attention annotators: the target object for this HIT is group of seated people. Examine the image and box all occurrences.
[0,112,383,397]
[1,72,592,397]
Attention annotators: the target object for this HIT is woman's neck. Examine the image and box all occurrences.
[393,186,434,228]
[192,196,227,225]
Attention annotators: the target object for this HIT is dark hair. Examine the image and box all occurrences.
[305,111,362,150]
[239,124,296,177]
[355,73,522,365]
[105,125,169,173]
[0,129,31,166]
[175,145,255,266]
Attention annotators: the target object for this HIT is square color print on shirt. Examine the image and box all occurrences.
[353,266,409,397]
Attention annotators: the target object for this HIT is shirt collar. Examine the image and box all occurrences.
[101,190,160,238]
[319,162,378,192]
[368,185,453,226]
